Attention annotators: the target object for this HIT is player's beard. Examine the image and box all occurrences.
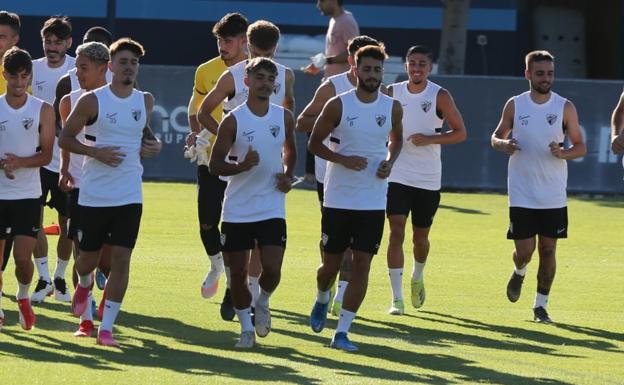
[358,75,381,93]
[531,81,552,94]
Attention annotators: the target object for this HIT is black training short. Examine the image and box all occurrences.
[321,207,385,255]
[220,218,287,252]
[507,206,568,240]
[0,199,41,239]
[386,182,441,228]
[79,203,143,251]
[316,181,324,205]
[40,167,68,216]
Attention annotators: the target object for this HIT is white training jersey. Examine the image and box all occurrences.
[508,91,568,209]
[68,67,113,92]
[0,95,44,199]
[67,88,87,188]
[32,56,76,173]
[389,80,444,191]
[315,71,354,183]
[222,103,286,223]
[324,89,394,210]
[79,85,146,207]
[222,59,287,113]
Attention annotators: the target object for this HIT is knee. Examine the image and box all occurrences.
[351,255,371,274]
[515,246,534,262]
[389,224,406,242]
[412,235,429,250]
[539,246,556,260]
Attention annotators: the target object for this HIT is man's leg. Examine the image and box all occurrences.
[31,206,52,303]
[533,236,557,323]
[248,247,262,308]
[386,214,407,314]
[507,237,536,302]
[0,239,5,330]
[14,235,38,330]
[331,250,351,316]
[53,213,72,302]
[410,226,432,309]
[227,249,255,347]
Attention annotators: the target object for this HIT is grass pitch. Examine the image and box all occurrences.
[0,182,622,385]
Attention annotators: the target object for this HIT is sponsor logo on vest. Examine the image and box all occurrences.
[270,125,280,138]
[546,114,558,125]
[106,112,118,124]
[0,120,7,132]
[375,114,386,127]
[421,100,432,113]
[243,130,255,142]
[22,117,34,130]
[131,109,142,121]
[346,116,358,127]
[35,80,46,91]
[519,114,530,126]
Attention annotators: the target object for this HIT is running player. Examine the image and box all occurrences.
[297,35,383,316]
[308,45,403,351]
[385,45,466,315]
[58,41,110,337]
[30,16,75,304]
[491,50,586,323]
[208,57,296,348]
[186,13,248,321]
[0,47,55,331]
[60,38,160,346]
[198,19,295,317]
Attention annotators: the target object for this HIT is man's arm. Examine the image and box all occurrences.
[1,103,55,178]
[58,94,74,191]
[611,92,624,154]
[276,110,298,192]
[208,114,259,176]
[283,67,295,113]
[59,93,125,167]
[198,70,234,135]
[308,97,366,171]
[377,99,403,178]
[188,65,208,135]
[140,92,162,159]
[491,98,519,155]
[53,75,72,136]
[296,80,335,133]
[406,89,467,146]
[550,100,586,160]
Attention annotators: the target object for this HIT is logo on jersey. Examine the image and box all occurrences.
[269,125,280,138]
[35,80,46,91]
[346,116,358,127]
[106,113,118,124]
[519,114,530,126]
[375,114,387,127]
[22,117,34,130]
[0,120,7,132]
[242,130,255,142]
[273,82,281,95]
[546,114,558,125]
[131,109,142,122]
[421,100,432,113]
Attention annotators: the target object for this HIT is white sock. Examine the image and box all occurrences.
[235,306,254,332]
[224,267,231,289]
[54,259,69,279]
[514,265,527,276]
[388,268,404,300]
[34,256,51,281]
[16,282,30,300]
[99,299,121,332]
[257,287,271,308]
[336,308,357,334]
[316,289,331,304]
[412,261,426,281]
[333,280,348,303]
[249,276,260,307]
[534,293,548,309]
[78,273,93,289]
[209,252,224,272]
[80,292,93,322]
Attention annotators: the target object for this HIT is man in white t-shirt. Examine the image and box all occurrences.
[491,50,586,323]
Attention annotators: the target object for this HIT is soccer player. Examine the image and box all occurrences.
[0,10,21,274]
[385,45,467,315]
[491,50,586,323]
[0,47,55,331]
[60,38,160,346]
[297,35,383,316]
[198,19,295,316]
[58,41,111,336]
[610,90,624,156]
[308,45,403,351]
[30,16,75,304]
[208,57,297,348]
[186,13,248,321]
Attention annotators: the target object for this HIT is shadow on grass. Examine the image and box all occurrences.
[554,323,624,347]
[439,204,489,215]
[574,196,624,209]
[271,308,573,385]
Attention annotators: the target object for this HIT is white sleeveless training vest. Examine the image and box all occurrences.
[79,85,146,207]
[67,88,87,188]
[32,56,75,173]
[389,80,444,190]
[0,95,44,199]
[222,103,286,223]
[315,71,354,184]
[222,59,287,113]
[508,91,568,208]
[323,89,394,210]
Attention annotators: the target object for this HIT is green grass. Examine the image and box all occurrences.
[1,182,623,385]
